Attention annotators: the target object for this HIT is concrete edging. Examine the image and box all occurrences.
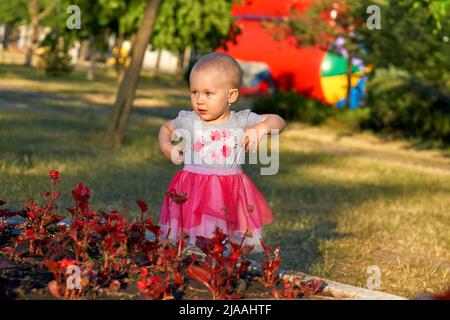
[277,269,406,300]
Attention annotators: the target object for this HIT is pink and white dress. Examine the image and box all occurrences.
[158,109,275,250]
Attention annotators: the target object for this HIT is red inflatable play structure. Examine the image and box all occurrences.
[218,0,367,108]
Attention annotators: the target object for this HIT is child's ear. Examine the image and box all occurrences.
[228,88,239,104]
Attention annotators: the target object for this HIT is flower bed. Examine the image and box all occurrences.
[0,170,326,300]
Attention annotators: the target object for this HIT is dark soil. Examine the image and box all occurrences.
[0,253,332,300]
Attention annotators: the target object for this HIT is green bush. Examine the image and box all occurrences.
[330,107,371,132]
[36,33,73,76]
[366,68,450,143]
[37,50,73,76]
[252,70,450,144]
[253,91,336,125]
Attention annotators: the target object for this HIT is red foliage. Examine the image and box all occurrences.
[259,241,282,287]
[136,199,148,214]
[71,182,91,203]
[187,227,254,299]
[424,289,450,300]
[0,169,325,300]
[7,172,65,257]
[273,277,325,299]
[137,271,172,300]
[49,170,61,182]
[43,259,96,299]
[166,188,188,205]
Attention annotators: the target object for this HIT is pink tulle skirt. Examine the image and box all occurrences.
[158,165,275,249]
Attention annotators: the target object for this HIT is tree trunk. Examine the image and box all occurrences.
[87,36,96,80]
[107,0,162,145]
[345,54,352,110]
[114,32,124,75]
[79,40,89,62]
[1,24,9,49]
[87,50,96,80]
[154,48,162,76]
[25,0,55,67]
[101,28,110,62]
[25,21,38,67]
[176,51,184,73]
[183,47,192,71]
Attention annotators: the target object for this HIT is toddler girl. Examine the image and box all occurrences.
[158,52,286,249]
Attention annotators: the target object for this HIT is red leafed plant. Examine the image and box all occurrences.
[273,277,325,299]
[1,171,65,258]
[95,211,131,284]
[135,211,189,301]
[418,288,450,300]
[0,170,326,300]
[136,239,189,300]
[128,198,163,263]
[166,188,188,258]
[137,267,173,300]
[259,241,324,299]
[259,241,282,287]
[186,227,253,299]
[0,200,6,232]
[43,258,97,300]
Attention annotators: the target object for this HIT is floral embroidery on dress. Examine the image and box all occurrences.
[221,129,231,138]
[222,145,231,157]
[210,130,222,141]
[210,151,220,163]
[193,140,204,152]
[191,128,239,164]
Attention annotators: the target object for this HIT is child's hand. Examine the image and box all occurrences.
[239,115,286,153]
[169,143,184,165]
[240,126,267,153]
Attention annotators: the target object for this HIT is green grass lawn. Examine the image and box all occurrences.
[1,62,449,298]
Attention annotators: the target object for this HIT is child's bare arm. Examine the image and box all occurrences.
[257,114,286,134]
[158,120,183,163]
[241,114,286,152]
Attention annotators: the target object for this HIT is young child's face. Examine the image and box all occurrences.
[189,67,238,123]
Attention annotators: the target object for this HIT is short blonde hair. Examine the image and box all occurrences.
[190,52,242,88]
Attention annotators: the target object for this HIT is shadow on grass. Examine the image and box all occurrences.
[247,149,429,273]
[0,63,185,89]
[0,87,187,122]
[0,109,109,161]
[0,63,114,84]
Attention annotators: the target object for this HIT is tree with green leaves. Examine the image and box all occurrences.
[69,0,116,80]
[94,0,148,78]
[0,0,28,48]
[421,0,450,34]
[151,0,238,67]
[0,0,28,25]
[360,0,449,89]
[25,0,59,66]
[0,0,58,64]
